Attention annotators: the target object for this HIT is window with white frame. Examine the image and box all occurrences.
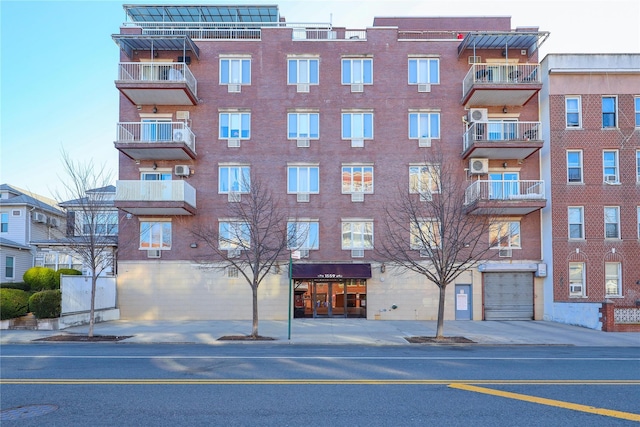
[141,171,171,181]
[287,58,319,84]
[82,211,118,235]
[489,221,521,249]
[341,220,374,250]
[5,256,14,279]
[604,206,620,239]
[220,57,251,85]
[635,96,640,127]
[565,96,581,128]
[410,219,441,251]
[569,262,585,297]
[43,252,83,271]
[567,150,583,183]
[409,112,440,139]
[288,165,319,195]
[219,166,250,194]
[341,58,373,84]
[219,221,250,250]
[568,206,584,239]
[287,221,319,250]
[409,164,440,199]
[342,165,373,194]
[219,112,250,139]
[342,112,373,140]
[287,112,319,139]
[0,213,7,233]
[637,206,640,239]
[140,221,171,250]
[636,150,640,182]
[603,150,619,183]
[408,58,440,84]
[605,262,622,296]
[602,96,617,128]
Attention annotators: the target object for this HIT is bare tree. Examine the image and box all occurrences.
[377,150,498,339]
[55,149,117,337]
[191,174,291,338]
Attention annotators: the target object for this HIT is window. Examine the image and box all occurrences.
[410,219,441,251]
[220,58,251,84]
[1,213,7,233]
[219,221,250,250]
[141,171,171,181]
[288,58,319,84]
[342,165,373,194]
[342,112,373,140]
[82,211,118,235]
[288,113,319,139]
[43,252,82,271]
[489,221,521,249]
[408,112,440,139]
[568,207,584,239]
[567,150,583,183]
[568,262,585,297]
[489,172,519,199]
[602,96,617,128]
[409,165,440,198]
[141,119,172,142]
[605,262,622,297]
[219,166,250,194]
[635,96,640,127]
[637,206,640,239]
[603,150,619,183]
[341,58,373,84]
[140,221,171,250]
[287,221,319,250]
[219,112,250,139]
[636,150,640,182]
[288,165,319,195]
[342,221,374,250]
[604,207,620,239]
[5,256,14,279]
[408,58,440,84]
[565,96,581,128]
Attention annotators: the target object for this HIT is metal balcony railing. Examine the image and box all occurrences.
[116,122,195,151]
[117,62,197,97]
[462,63,540,95]
[463,121,541,152]
[464,180,545,205]
[116,180,196,206]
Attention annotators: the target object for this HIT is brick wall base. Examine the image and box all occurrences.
[600,302,640,332]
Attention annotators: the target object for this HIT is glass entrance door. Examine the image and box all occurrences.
[306,279,367,318]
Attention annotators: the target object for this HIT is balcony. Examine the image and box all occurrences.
[114,122,196,161]
[464,180,546,215]
[115,62,198,106]
[115,180,196,216]
[462,63,541,107]
[462,121,542,160]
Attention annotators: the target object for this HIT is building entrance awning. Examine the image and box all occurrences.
[292,263,371,279]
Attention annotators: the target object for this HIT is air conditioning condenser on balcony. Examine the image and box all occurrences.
[175,165,190,176]
[469,158,489,174]
[173,128,188,142]
[468,108,488,122]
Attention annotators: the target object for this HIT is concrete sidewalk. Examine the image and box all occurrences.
[1,319,639,346]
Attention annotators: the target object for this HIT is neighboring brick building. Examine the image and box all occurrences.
[112,5,549,321]
[541,54,640,331]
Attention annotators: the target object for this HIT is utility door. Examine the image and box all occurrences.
[455,284,472,320]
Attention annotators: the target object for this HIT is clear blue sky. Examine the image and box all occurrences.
[2,0,639,200]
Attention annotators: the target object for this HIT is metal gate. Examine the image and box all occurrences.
[484,272,533,320]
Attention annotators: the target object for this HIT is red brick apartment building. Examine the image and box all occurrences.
[112,4,550,322]
[541,54,640,331]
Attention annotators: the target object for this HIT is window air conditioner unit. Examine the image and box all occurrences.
[498,249,512,258]
[604,175,618,184]
[570,284,583,295]
[468,108,488,122]
[228,192,241,202]
[173,128,188,142]
[417,84,431,93]
[419,249,430,258]
[296,83,310,93]
[297,193,310,203]
[175,165,190,177]
[33,212,47,223]
[227,84,241,93]
[351,138,364,148]
[228,139,241,148]
[299,249,310,258]
[351,249,364,258]
[418,138,431,147]
[351,192,365,202]
[469,158,489,174]
[296,139,310,148]
[48,217,60,227]
[351,83,364,93]
[227,249,241,259]
[147,250,161,258]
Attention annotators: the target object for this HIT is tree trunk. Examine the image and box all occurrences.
[251,284,259,337]
[88,274,97,338]
[435,284,446,339]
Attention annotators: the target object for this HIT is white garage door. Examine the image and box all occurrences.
[484,272,533,320]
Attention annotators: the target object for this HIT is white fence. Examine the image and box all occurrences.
[61,275,117,315]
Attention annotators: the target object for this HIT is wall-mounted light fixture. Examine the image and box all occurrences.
[190,243,198,248]
[153,106,158,114]
[153,162,157,170]
[502,162,508,168]
[503,106,508,113]
[380,263,386,273]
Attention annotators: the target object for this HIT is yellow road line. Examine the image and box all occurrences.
[2,379,640,385]
[449,383,640,422]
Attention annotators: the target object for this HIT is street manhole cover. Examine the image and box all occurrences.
[1,404,58,421]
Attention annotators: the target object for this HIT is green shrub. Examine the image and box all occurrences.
[23,267,57,291]
[29,290,62,319]
[0,288,30,320]
[55,268,82,287]
[0,282,30,291]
